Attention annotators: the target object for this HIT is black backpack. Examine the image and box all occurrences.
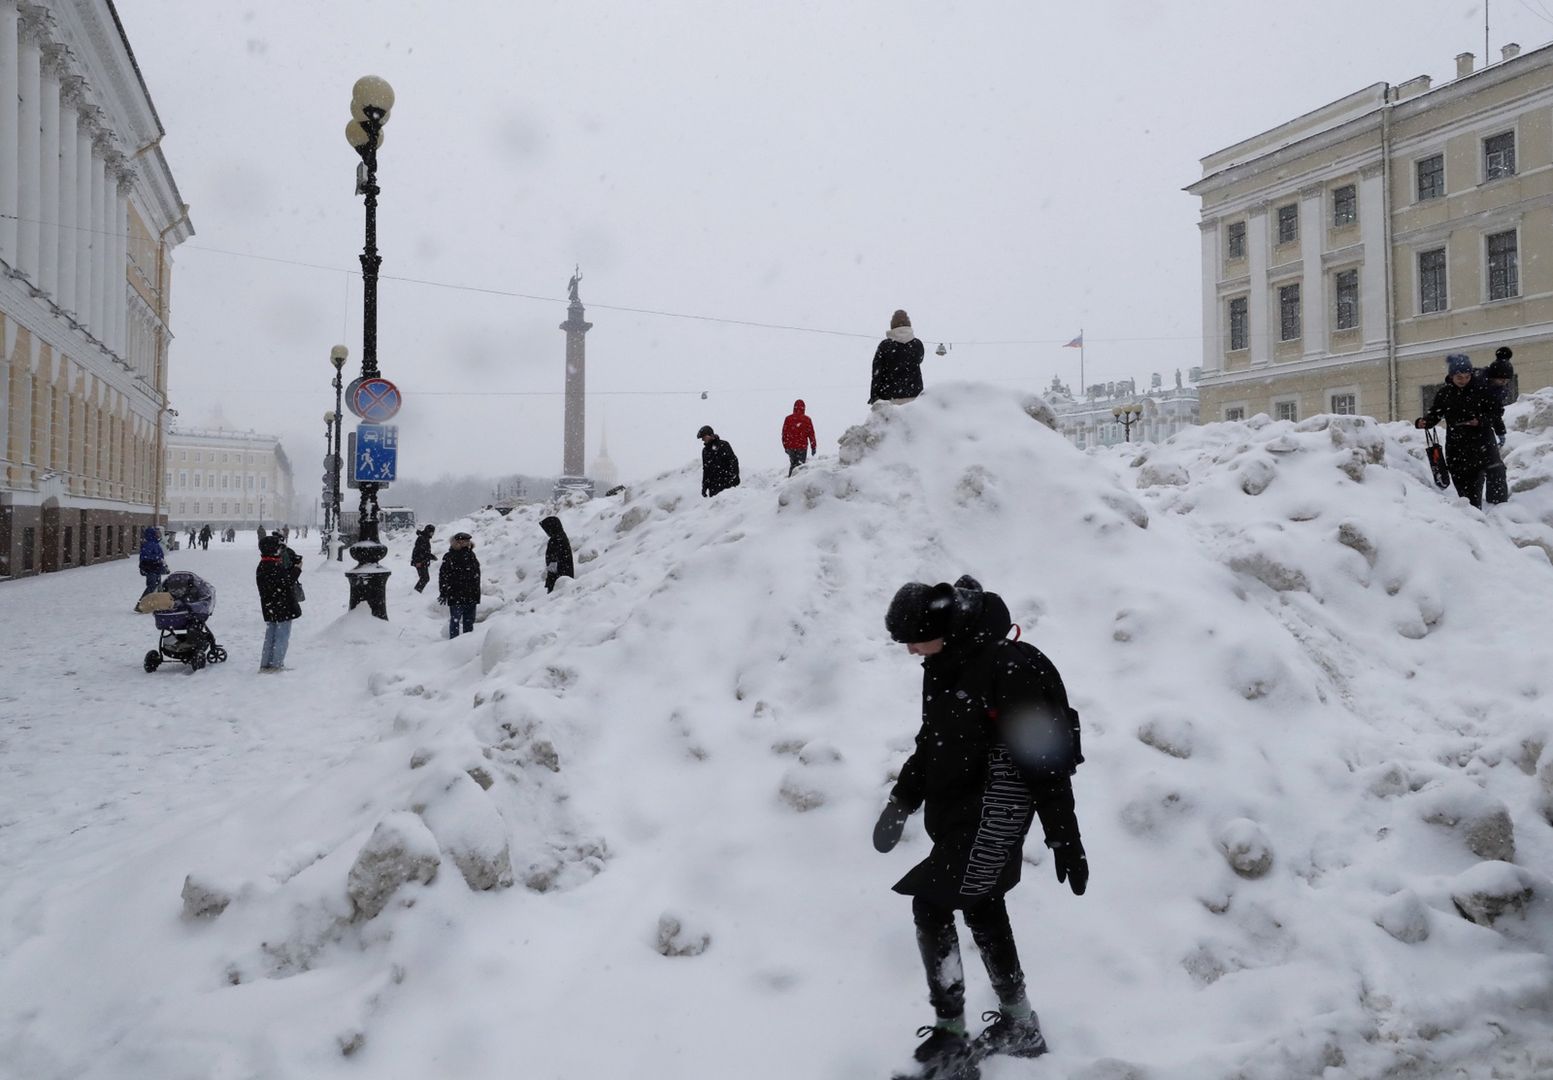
[988,638,1084,781]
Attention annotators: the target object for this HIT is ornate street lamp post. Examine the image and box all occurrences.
[329,345,347,561]
[1112,402,1143,443]
[342,76,394,617]
[322,409,335,554]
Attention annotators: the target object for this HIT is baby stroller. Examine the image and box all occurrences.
[143,570,228,673]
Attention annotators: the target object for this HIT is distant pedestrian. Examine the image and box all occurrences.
[868,309,926,405]
[255,534,302,671]
[137,526,168,603]
[199,524,211,550]
[699,425,741,497]
[1414,353,1505,509]
[540,515,574,592]
[410,524,437,593]
[781,399,818,476]
[438,532,481,638]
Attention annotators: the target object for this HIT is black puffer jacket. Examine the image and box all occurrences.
[410,527,437,568]
[256,552,301,623]
[889,577,1081,906]
[869,334,925,403]
[701,438,740,497]
[1422,378,1505,468]
[540,516,574,592]
[438,546,482,604]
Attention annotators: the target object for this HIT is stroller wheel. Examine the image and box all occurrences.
[190,651,207,672]
[143,650,162,673]
[209,646,228,664]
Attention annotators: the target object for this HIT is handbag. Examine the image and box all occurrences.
[293,579,306,603]
[1424,428,1451,489]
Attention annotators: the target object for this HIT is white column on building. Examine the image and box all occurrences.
[90,138,111,342]
[1299,183,1328,360]
[1359,162,1388,349]
[14,5,43,281]
[37,43,61,299]
[1247,202,1270,366]
[56,76,78,316]
[1198,218,1221,375]
[0,0,19,265]
[113,172,129,357]
[74,114,93,322]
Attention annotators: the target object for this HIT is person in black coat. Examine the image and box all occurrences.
[869,308,926,404]
[698,425,740,497]
[438,531,481,638]
[874,576,1085,1074]
[1415,353,1505,509]
[540,515,574,592]
[256,534,302,671]
[1481,348,1517,505]
[410,524,437,592]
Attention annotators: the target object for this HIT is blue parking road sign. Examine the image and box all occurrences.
[352,424,398,483]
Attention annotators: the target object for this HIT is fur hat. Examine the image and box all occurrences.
[885,581,955,644]
[1486,356,1515,380]
[259,535,281,556]
[890,309,911,330]
[1446,353,1473,376]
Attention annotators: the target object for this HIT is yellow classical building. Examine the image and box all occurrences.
[0,0,191,577]
[1188,43,1552,424]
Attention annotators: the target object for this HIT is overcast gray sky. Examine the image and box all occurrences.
[118,0,1553,491]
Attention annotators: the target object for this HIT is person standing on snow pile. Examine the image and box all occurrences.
[540,515,574,593]
[874,575,1087,1079]
[255,534,302,672]
[1481,347,1517,505]
[781,399,818,476]
[698,425,740,497]
[1415,353,1505,510]
[410,524,437,593]
[438,531,481,638]
[869,308,926,405]
[137,526,168,603]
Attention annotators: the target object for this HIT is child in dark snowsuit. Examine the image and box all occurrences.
[875,576,1087,1078]
[540,516,574,592]
[410,524,437,592]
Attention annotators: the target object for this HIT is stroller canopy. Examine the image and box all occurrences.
[161,571,216,616]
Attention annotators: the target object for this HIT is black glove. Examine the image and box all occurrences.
[1051,839,1088,895]
[437,595,448,606]
[873,797,911,853]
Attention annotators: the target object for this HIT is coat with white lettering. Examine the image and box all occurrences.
[889,577,1082,907]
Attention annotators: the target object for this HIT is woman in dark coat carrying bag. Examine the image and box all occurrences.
[256,534,302,671]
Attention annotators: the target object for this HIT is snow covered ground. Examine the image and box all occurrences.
[4,382,1553,1080]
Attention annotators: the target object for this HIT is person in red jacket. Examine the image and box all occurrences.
[781,400,818,476]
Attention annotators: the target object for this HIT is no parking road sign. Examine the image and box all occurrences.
[348,377,402,422]
[352,424,398,484]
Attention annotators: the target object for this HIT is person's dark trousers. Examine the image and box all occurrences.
[786,448,808,476]
[912,895,1027,1021]
[448,602,476,638]
[141,570,163,597]
[1487,464,1509,504]
[414,564,430,592]
[1448,462,1487,508]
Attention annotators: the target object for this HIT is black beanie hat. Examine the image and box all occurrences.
[259,535,281,556]
[1495,346,1514,362]
[1486,356,1515,379]
[886,582,956,643]
[697,425,714,439]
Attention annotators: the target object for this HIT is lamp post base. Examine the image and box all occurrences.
[346,540,391,619]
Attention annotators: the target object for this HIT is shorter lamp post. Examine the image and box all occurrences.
[322,410,336,555]
[329,345,347,562]
[1112,402,1143,443]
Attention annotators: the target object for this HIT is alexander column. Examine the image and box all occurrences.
[560,267,592,479]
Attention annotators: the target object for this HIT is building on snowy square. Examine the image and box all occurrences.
[1188,41,1553,425]
[0,0,192,578]
[164,428,294,532]
[1046,370,1200,449]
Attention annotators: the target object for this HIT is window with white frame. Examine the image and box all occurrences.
[1226,221,1246,259]
[1487,229,1519,300]
[1277,204,1298,244]
[1330,392,1357,415]
[1279,283,1302,340]
[1229,296,1248,350]
[1334,269,1359,330]
[1417,154,1444,200]
[1224,406,1246,422]
[192,473,200,488]
[1332,185,1357,226]
[1484,131,1516,181]
[1275,400,1298,422]
[1419,248,1447,313]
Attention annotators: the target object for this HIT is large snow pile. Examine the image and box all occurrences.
[4,382,1553,1080]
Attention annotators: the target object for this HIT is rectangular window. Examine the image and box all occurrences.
[1228,296,1248,350]
[1332,185,1357,226]
[164,470,172,486]
[178,450,187,463]
[192,473,200,488]
[62,526,73,564]
[1419,248,1447,313]
[259,476,267,492]
[22,527,35,571]
[1484,131,1516,181]
[1331,393,1357,415]
[178,501,186,514]
[1275,400,1299,422]
[1487,230,1519,300]
[1334,269,1359,330]
[1417,154,1445,200]
[194,452,201,464]
[1277,204,1298,244]
[1224,406,1246,422]
[1279,283,1302,340]
[222,502,229,515]
[1226,221,1246,259]
[246,475,254,489]
[221,475,229,490]
[93,525,101,558]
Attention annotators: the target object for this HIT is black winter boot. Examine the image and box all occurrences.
[907,1023,980,1079]
[975,1008,1048,1058]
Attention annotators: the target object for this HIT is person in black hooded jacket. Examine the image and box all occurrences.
[698,426,740,497]
[1415,353,1505,509]
[875,575,1085,1076]
[540,515,574,592]
[868,308,926,404]
[438,532,481,638]
[410,524,437,593]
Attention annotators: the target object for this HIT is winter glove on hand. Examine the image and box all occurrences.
[1051,839,1088,895]
[437,595,448,606]
[872,797,911,853]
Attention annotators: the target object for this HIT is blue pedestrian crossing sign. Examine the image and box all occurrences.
[352,423,398,483]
